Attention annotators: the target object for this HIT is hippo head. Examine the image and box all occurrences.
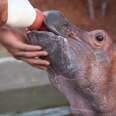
[27,11,116,115]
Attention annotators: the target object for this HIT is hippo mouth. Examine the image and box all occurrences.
[27,10,86,79]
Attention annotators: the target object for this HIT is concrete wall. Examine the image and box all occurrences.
[0,57,68,113]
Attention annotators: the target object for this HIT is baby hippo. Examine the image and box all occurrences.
[27,11,116,116]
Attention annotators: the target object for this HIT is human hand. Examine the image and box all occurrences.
[0,26,50,70]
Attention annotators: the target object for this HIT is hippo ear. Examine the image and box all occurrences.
[44,10,84,39]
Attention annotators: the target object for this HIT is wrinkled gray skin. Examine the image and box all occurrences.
[27,11,116,116]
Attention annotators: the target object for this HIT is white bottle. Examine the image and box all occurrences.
[6,0,44,29]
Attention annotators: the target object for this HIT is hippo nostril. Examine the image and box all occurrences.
[95,32,104,42]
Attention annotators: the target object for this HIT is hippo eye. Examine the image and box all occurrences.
[95,33,104,42]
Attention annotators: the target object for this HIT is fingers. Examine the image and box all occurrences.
[23,57,50,70]
[16,42,42,51]
[21,57,50,67]
[32,65,47,70]
[39,66,47,70]
[13,50,50,70]
[14,51,48,58]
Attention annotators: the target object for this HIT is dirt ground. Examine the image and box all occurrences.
[30,0,116,41]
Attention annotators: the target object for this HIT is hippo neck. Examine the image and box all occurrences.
[48,60,116,116]
[69,62,116,115]
[63,76,116,116]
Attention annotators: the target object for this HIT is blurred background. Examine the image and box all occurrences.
[0,0,115,115]
[30,0,116,40]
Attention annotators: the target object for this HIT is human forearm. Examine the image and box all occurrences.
[0,0,7,26]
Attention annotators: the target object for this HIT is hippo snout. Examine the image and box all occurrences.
[27,31,78,79]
